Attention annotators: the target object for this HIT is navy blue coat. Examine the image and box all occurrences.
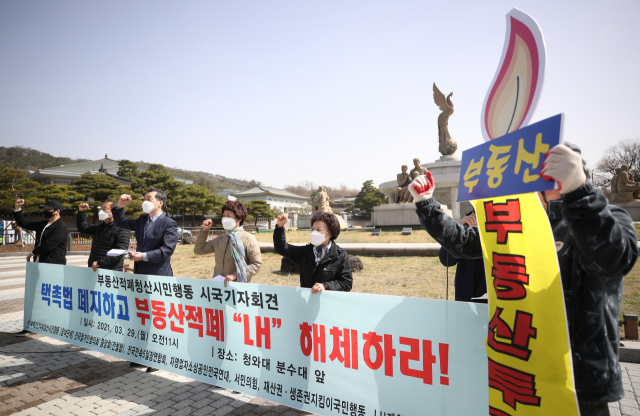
[112,207,178,276]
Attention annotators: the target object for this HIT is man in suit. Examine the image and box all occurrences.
[113,187,178,277]
[113,187,178,373]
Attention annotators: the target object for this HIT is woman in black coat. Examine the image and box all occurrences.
[274,211,352,293]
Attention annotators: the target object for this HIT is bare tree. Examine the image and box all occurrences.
[595,139,640,189]
[284,181,358,199]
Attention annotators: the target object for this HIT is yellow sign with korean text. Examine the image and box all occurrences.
[473,193,579,416]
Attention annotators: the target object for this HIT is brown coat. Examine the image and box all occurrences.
[194,229,262,281]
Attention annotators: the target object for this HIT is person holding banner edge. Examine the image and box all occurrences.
[410,143,637,415]
[274,211,352,293]
[77,200,131,272]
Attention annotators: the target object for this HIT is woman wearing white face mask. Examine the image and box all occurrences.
[274,211,352,293]
[194,201,262,286]
[77,199,132,272]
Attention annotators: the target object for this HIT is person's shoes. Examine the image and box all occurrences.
[146,367,159,373]
[129,362,145,368]
[15,330,32,337]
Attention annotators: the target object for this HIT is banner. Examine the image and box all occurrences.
[457,114,563,202]
[24,263,490,416]
[473,194,579,416]
[476,8,579,416]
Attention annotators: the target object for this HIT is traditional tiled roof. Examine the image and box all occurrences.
[231,186,310,200]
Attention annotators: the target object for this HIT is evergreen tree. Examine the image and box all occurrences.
[245,200,275,227]
[174,185,225,227]
[72,173,121,223]
[37,185,85,209]
[116,159,139,179]
[353,180,386,219]
[0,166,41,214]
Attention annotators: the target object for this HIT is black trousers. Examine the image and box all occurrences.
[579,401,610,416]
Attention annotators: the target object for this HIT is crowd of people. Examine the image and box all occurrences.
[11,142,638,414]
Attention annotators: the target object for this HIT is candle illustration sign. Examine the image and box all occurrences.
[470,8,580,416]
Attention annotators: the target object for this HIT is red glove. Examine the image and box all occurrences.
[408,172,435,202]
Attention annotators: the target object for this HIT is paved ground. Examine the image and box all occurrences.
[1,256,640,416]
[0,256,313,416]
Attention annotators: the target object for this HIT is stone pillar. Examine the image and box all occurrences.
[450,186,460,220]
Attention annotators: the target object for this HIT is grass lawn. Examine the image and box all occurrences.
[251,229,437,244]
[171,245,640,319]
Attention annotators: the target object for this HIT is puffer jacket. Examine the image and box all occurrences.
[415,183,638,402]
[273,226,352,291]
[77,212,131,271]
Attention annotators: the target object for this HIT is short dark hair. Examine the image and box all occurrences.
[311,211,340,240]
[146,187,167,209]
[222,201,248,225]
[104,198,117,210]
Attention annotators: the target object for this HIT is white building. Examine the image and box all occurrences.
[231,186,310,214]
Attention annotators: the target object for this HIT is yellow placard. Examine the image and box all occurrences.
[473,192,579,416]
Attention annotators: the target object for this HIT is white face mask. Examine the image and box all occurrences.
[310,230,327,246]
[141,200,155,214]
[98,210,110,221]
[221,217,237,231]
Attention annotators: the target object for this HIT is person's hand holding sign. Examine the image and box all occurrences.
[540,144,586,194]
[408,172,435,202]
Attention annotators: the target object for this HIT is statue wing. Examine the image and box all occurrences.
[433,83,451,112]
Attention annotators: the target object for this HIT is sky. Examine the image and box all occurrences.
[1,0,639,190]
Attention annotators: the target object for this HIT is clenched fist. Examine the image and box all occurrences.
[118,194,132,208]
[14,199,25,210]
[79,203,90,212]
[202,219,213,230]
[276,213,289,228]
[408,172,435,202]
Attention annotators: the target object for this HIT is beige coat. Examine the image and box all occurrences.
[194,229,262,282]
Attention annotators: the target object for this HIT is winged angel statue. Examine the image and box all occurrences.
[433,83,457,156]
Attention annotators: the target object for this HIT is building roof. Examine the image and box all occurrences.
[214,189,240,197]
[231,186,310,200]
[27,155,192,185]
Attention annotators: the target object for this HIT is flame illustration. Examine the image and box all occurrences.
[481,8,546,141]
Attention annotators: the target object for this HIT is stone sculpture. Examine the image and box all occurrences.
[433,83,458,156]
[611,165,640,203]
[395,165,413,203]
[410,158,429,179]
[311,186,333,213]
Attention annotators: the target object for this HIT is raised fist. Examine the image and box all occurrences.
[408,172,435,202]
[540,144,586,194]
[78,203,90,212]
[276,213,289,228]
[202,219,213,230]
[118,194,132,208]
[14,199,25,210]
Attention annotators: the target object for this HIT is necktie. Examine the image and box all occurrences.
[143,217,152,244]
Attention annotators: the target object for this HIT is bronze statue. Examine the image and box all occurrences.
[311,186,333,213]
[410,158,429,180]
[611,165,640,202]
[395,165,413,203]
[433,83,457,156]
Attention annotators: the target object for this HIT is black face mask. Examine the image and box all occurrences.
[43,210,56,219]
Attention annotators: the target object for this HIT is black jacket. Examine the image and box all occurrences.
[14,210,68,265]
[76,212,131,271]
[439,247,486,302]
[416,183,638,403]
[273,227,352,291]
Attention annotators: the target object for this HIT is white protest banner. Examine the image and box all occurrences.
[24,263,489,416]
